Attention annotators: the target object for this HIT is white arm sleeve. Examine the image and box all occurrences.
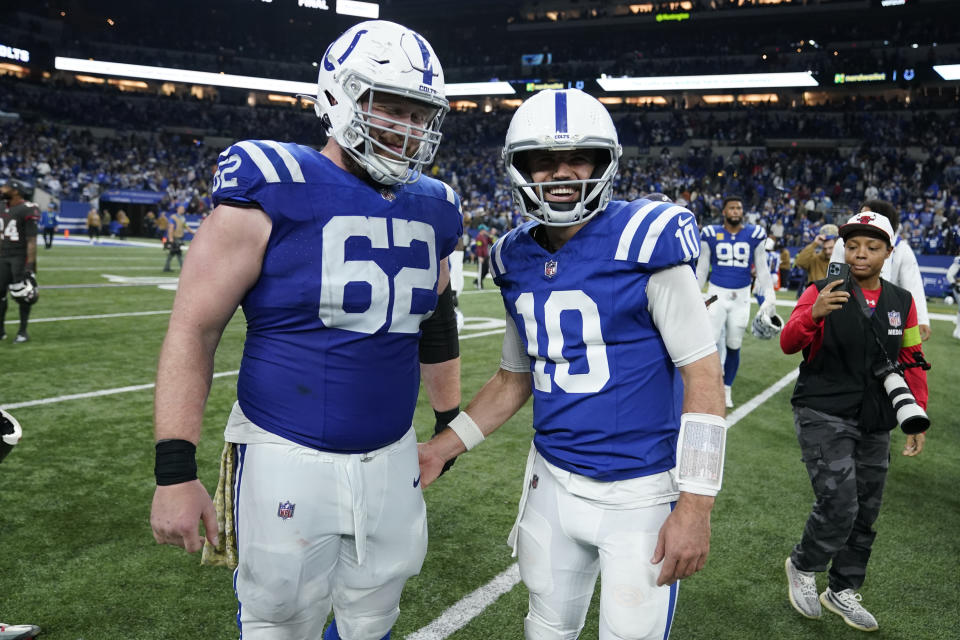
[893,243,930,326]
[830,238,845,263]
[695,243,711,291]
[752,242,776,303]
[647,265,718,367]
[500,313,530,373]
[947,258,960,283]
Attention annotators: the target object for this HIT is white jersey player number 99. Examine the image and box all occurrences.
[515,290,610,394]
[318,216,437,334]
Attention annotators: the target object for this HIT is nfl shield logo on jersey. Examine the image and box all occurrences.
[277,500,296,520]
[887,311,901,328]
[544,260,558,278]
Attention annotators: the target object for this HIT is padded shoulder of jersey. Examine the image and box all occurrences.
[608,199,701,270]
[402,175,463,215]
[489,222,532,280]
[211,140,321,207]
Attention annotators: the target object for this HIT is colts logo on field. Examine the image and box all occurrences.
[277,501,296,520]
[887,311,901,328]
[544,259,558,278]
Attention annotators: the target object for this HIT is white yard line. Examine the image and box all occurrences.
[5,310,171,325]
[1,371,240,410]
[406,564,522,640]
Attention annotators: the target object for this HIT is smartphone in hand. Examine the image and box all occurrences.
[825,262,851,290]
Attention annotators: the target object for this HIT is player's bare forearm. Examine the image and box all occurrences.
[26,237,37,271]
[421,357,461,412]
[678,353,725,417]
[420,368,531,487]
[465,368,532,435]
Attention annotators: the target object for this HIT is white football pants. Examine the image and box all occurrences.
[706,283,751,351]
[233,427,427,640]
[515,453,679,640]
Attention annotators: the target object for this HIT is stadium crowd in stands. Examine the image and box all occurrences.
[1,77,958,260]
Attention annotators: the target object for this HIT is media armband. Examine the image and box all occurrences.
[675,412,728,496]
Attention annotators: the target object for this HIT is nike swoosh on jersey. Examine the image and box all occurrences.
[413,475,421,488]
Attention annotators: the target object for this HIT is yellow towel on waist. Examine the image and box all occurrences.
[201,442,239,569]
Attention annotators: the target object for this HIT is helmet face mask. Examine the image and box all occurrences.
[311,21,449,185]
[503,89,622,227]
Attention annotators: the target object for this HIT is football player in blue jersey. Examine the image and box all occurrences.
[696,195,777,408]
[149,21,463,640]
[419,89,727,640]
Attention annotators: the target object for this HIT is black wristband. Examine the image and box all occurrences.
[154,439,198,486]
[434,406,460,476]
[433,407,460,435]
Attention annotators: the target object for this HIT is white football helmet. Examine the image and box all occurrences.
[751,307,784,340]
[503,89,622,226]
[310,20,449,185]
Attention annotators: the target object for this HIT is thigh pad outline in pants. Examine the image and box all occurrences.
[724,297,750,350]
[235,443,340,638]
[518,459,600,640]
[597,505,676,640]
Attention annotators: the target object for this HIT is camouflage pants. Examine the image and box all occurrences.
[790,406,890,592]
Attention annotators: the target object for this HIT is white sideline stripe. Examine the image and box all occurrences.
[1,327,504,409]
[406,564,521,640]
[1,371,240,410]
[5,310,171,325]
[407,365,803,639]
[725,368,799,427]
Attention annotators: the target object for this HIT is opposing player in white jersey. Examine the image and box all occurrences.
[149,21,463,640]
[696,196,777,408]
[419,89,726,640]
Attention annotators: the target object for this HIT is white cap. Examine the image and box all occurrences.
[839,211,894,246]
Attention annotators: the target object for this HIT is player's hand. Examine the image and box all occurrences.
[150,480,218,553]
[760,299,776,317]
[651,493,713,586]
[417,441,448,489]
[919,324,931,341]
[811,279,849,320]
[902,432,926,457]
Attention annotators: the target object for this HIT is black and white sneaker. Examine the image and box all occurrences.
[820,588,879,632]
[13,332,28,344]
[785,557,821,619]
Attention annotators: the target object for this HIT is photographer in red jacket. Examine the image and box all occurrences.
[779,212,928,632]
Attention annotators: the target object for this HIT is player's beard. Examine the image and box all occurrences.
[724,215,743,229]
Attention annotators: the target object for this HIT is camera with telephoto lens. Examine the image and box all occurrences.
[165,240,182,255]
[872,357,929,434]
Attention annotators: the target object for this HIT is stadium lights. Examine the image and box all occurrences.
[336,0,379,19]
[596,71,818,92]
[445,81,515,97]
[54,57,515,98]
[933,64,960,81]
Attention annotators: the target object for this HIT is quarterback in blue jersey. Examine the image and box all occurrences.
[149,21,462,640]
[419,89,727,640]
[696,196,777,408]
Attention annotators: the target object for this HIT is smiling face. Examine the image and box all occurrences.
[526,149,598,203]
[366,92,440,160]
[844,232,893,287]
